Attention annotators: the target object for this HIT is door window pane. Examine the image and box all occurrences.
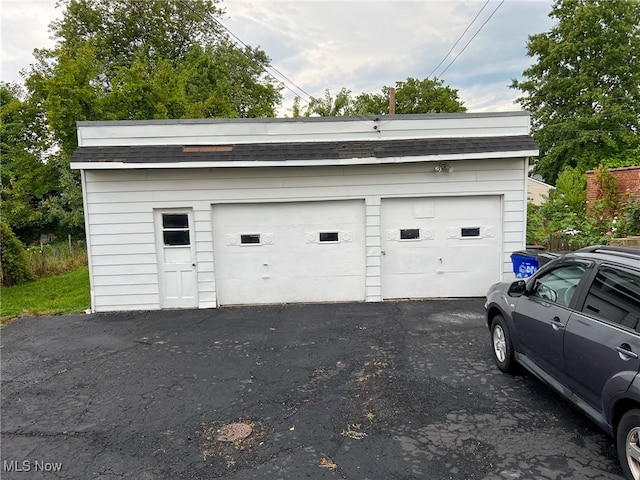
[163,230,190,246]
[531,264,587,307]
[162,213,190,246]
[583,267,640,330]
[163,214,189,229]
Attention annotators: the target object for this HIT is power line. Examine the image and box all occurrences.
[207,10,313,100]
[427,0,490,79]
[177,0,313,103]
[437,0,506,78]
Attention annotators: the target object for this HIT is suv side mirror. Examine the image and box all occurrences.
[508,280,527,297]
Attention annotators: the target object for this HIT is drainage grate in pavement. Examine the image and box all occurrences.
[216,422,253,442]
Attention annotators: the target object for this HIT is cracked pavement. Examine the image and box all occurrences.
[0,300,625,479]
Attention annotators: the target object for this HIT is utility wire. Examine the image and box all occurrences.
[177,0,313,103]
[208,11,314,100]
[427,0,490,79]
[437,0,506,78]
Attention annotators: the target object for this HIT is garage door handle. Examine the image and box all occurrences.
[616,345,639,360]
[550,318,565,331]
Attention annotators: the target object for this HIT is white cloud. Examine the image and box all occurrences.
[0,0,60,84]
[223,0,554,114]
[1,0,554,115]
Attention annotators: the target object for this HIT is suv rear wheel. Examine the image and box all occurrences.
[491,315,517,373]
[617,409,640,480]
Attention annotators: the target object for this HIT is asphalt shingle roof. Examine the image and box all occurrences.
[71,135,538,165]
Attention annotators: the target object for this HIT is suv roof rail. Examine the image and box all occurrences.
[577,245,640,259]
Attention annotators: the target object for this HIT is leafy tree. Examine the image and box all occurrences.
[600,146,640,169]
[384,77,466,115]
[512,0,640,184]
[26,0,283,157]
[550,166,589,216]
[26,42,106,156]
[182,43,282,119]
[300,88,355,117]
[50,0,225,70]
[295,77,466,117]
[0,83,59,243]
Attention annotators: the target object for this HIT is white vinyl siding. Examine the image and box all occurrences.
[82,158,527,312]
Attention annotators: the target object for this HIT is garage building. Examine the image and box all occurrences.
[70,112,538,312]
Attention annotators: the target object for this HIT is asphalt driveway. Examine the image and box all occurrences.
[1,300,625,479]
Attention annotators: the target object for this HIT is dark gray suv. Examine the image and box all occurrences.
[485,245,640,479]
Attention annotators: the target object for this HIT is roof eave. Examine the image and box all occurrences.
[70,149,539,170]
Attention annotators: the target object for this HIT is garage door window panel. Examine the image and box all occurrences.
[319,232,339,243]
[241,234,262,245]
[461,227,481,238]
[400,229,420,240]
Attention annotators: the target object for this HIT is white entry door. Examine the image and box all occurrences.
[212,200,365,306]
[154,210,198,308]
[381,196,502,298]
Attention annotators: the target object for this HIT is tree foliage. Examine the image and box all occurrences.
[295,77,466,117]
[26,0,283,157]
[599,146,640,169]
[512,0,640,184]
[299,88,355,117]
[0,83,60,243]
[50,0,225,67]
[0,221,34,286]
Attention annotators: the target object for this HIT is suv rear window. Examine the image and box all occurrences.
[582,266,640,331]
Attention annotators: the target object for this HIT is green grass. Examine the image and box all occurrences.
[1,266,90,323]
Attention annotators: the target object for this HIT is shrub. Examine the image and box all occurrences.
[527,167,614,250]
[526,202,548,246]
[620,197,640,237]
[26,240,87,278]
[591,164,620,219]
[0,221,34,286]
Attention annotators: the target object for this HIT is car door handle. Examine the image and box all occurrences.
[550,317,565,331]
[616,345,639,360]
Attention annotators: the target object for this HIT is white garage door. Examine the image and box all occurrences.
[381,196,502,298]
[212,200,366,305]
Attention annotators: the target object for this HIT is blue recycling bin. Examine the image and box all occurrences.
[511,250,540,278]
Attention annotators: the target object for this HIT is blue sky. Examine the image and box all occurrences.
[1,0,555,116]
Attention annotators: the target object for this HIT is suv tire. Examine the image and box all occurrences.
[617,409,640,480]
[491,315,517,374]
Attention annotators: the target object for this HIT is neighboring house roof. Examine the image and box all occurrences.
[71,135,538,168]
